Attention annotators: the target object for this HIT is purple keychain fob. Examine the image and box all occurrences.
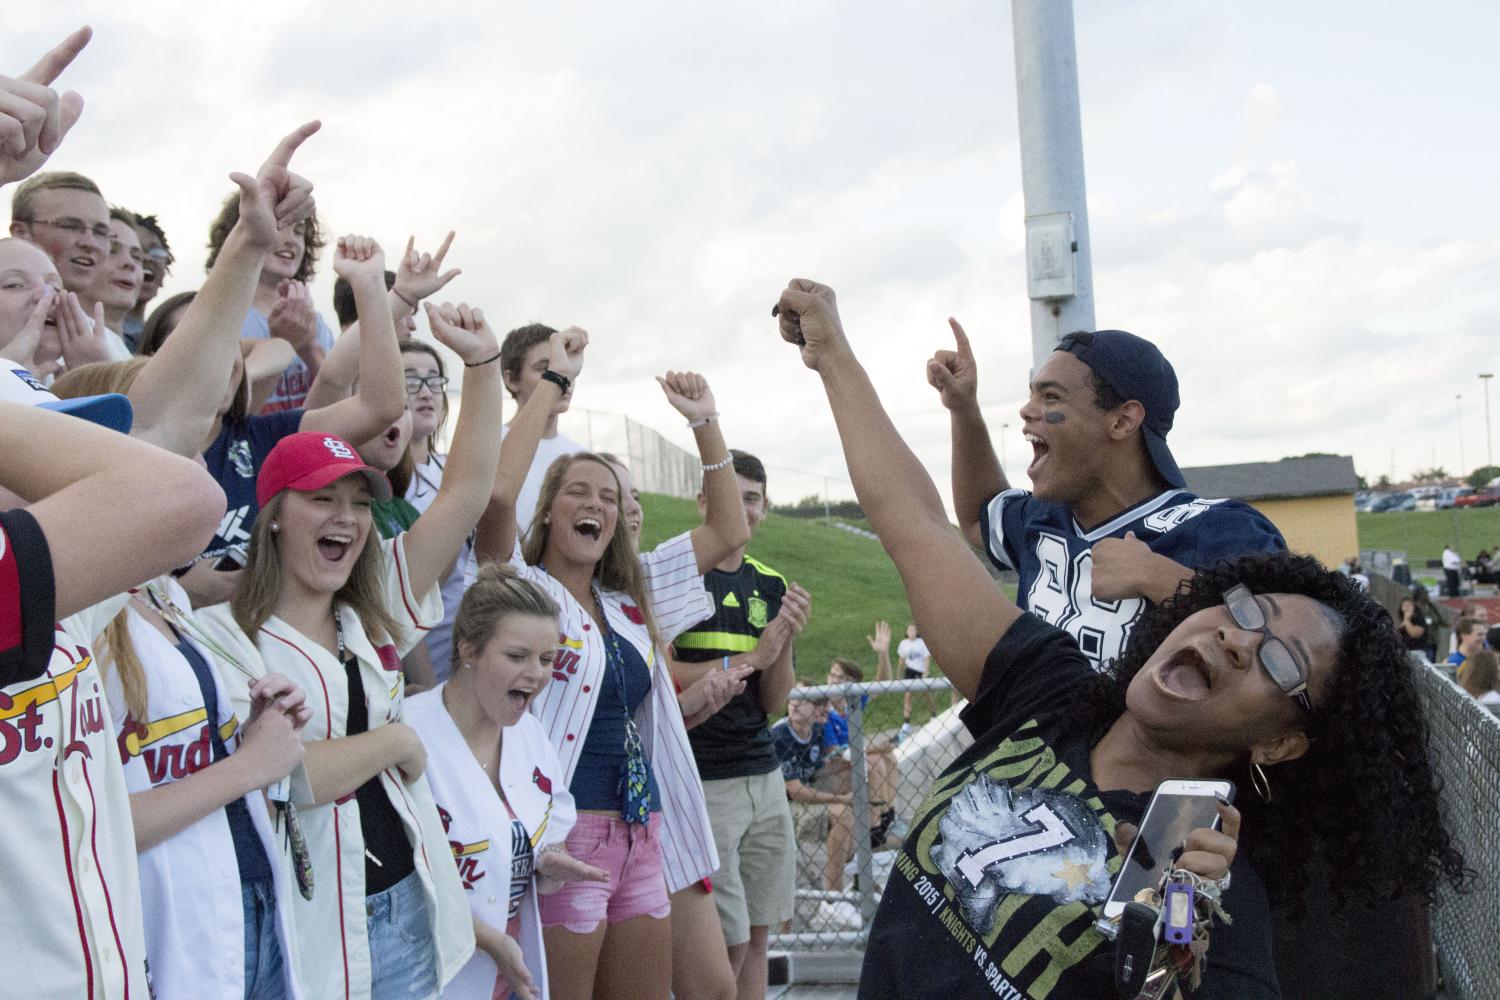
[1164,880,1195,945]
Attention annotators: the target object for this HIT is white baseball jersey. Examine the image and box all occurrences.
[0,508,148,998]
[104,576,304,1000]
[197,533,475,999]
[520,530,719,891]
[407,689,576,1000]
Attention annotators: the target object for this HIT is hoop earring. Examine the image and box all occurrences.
[1250,762,1273,804]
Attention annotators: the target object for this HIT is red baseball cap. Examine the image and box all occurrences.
[256,431,393,507]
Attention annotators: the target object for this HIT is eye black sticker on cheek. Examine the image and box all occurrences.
[1044,411,1066,424]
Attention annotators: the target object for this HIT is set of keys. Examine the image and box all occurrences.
[1114,870,1230,998]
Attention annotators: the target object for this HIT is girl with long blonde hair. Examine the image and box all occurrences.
[474,329,750,1000]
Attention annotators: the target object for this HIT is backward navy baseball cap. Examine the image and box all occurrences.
[0,360,133,433]
[1055,330,1184,489]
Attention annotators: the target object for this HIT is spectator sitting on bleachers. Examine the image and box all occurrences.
[1448,617,1488,677]
[772,693,898,907]
[1459,650,1500,712]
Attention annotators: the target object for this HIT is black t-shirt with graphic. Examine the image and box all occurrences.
[860,613,1279,1000]
[677,556,786,780]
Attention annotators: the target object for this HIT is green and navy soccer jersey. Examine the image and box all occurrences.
[676,555,787,780]
[981,487,1285,670]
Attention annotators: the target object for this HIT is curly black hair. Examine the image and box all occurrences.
[1071,551,1470,915]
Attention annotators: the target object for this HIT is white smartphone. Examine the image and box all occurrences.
[1096,778,1234,933]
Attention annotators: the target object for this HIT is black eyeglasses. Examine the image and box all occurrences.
[1223,585,1312,713]
[404,374,449,395]
[27,217,112,243]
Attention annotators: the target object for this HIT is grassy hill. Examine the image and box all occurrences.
[640,493,915,683]
[1357,507,1500,567]
[640,493,989,731]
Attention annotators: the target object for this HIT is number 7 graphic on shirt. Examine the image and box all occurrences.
[954,803,1075,888]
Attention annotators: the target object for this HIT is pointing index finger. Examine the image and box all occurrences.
[261,120,321,173]
[948,317,973,356]
[21,25,92,85]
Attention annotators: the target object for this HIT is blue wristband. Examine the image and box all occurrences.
[722,655,731,671]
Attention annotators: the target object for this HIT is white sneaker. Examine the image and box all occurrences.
[816,899,863,931]
[897,722,913,743]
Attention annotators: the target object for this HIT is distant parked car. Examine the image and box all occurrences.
[1371,491,1416,512]
[1357,492,1389,513]
[1436,487,1475,509]
[1455,488,1500,508]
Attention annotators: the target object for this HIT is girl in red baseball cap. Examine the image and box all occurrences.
[196,300,508,1000]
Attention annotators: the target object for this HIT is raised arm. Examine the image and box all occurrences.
[400,303,506,595]
[303,232,459,411]
[867,619,893,681]
[0,401,225,619]
[127,122,320,456]
[473,327,588,563]
[775,280,1020,702]
[928,318,1008,547]
[297,236,405,443]
[656,371,751,574]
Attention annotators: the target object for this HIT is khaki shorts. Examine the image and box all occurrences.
[702,769,796,945]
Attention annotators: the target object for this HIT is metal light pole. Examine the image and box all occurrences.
[1012,0,1097,368]
[1456,394,1466,477]
[1480,373,1494,469]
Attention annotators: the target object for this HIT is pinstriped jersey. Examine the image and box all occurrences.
[0,508,149,998]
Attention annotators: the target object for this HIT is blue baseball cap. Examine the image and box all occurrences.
[1055,330,1184,489]
[0,362,133,433]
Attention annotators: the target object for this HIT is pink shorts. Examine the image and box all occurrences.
[538,813,671,933]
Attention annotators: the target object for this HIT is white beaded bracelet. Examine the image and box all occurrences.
[687,412,719,429]
[702,455,734,473]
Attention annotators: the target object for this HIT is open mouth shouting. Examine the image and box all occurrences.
[507,684,536,714]
[1154,643,1216,702]
[574,516,603,542]
[317,532,355,565]
[1024,430,1049,477]
[69,252,97,271]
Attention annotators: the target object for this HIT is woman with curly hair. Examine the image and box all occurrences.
[770,278,1467,1000]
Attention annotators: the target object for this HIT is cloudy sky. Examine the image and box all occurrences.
[10,1,1500,504]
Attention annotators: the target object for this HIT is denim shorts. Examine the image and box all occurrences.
[366,871,439,1000]
[242,879,287,1000]
[537,812,671,933]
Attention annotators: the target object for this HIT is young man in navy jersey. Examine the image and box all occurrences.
[929,321,1285,669]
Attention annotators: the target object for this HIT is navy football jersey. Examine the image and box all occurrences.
[980,488,1285,669]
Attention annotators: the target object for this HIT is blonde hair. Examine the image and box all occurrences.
[49,357,149,398]
[229,491,400,645]
[451,563,561,674]
[521,452,660,651]
[97,605,149,724]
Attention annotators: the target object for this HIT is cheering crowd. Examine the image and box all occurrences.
[1,26,1474,1000]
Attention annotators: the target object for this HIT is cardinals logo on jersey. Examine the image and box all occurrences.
[532,766,553,796]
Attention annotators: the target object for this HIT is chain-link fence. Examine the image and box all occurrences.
[770,676,965,980]
[1412,655,1500,1000]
